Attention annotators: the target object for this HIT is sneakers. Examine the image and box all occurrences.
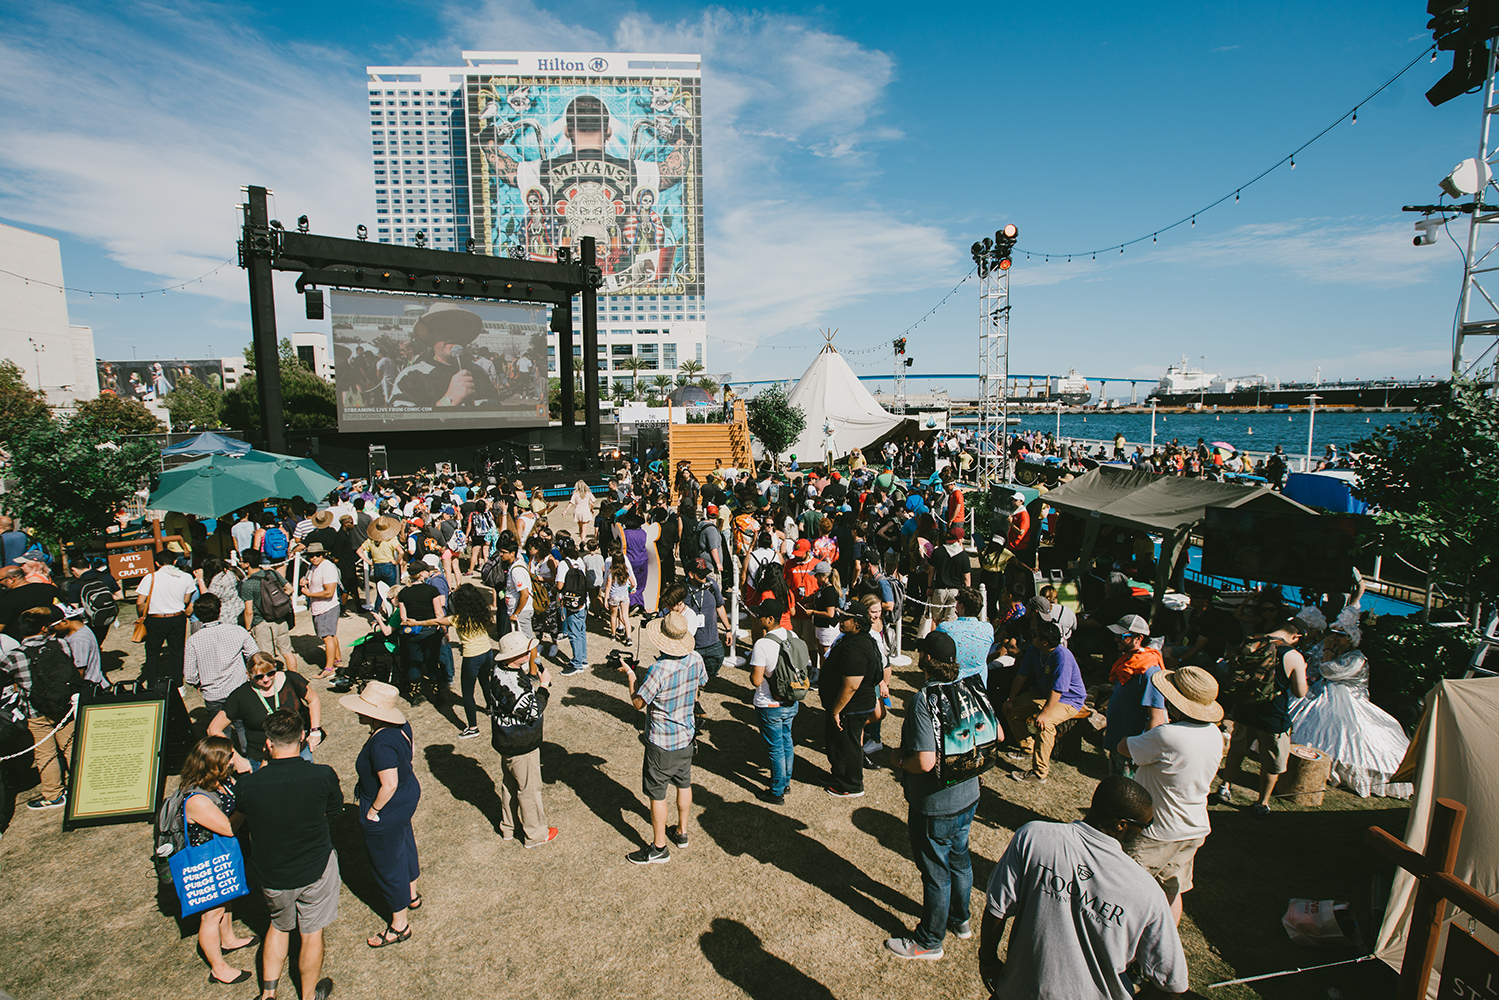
[666,826,689,849]
[313,976,334,1000]
[1009,770,1047,784]
[27,794,65,810]
[761,791,786,806]
[862,739,885,755]
[1252,803,1271,818]
[884,937,944,960]
[523,827,560,848]
[825,787,866,798]
[949,919,973,940]
[626,843,671,865]
[560,664,586,676]
[458,726,480,739]
[1211,784,1233,805]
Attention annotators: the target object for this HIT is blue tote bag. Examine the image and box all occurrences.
[170,835,249,916]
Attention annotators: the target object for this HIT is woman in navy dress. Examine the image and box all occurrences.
[341,681,422,947]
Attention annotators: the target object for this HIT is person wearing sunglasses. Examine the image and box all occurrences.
[979,775,1189,999]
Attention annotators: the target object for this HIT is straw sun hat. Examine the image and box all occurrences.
[367,515,401,542]
[644,611,696,658]
[339,680,407,726]
[1150,666,1224,724]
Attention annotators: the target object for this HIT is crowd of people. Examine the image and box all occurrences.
[0,442,1386,999]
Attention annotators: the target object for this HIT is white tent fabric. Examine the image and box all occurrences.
[781,343,904,463]
[1374,677,1499,997]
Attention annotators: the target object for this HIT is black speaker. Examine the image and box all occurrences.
[305,288,324,320]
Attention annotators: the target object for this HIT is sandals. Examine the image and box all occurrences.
[408,894,423,911]
[367,924,412,948]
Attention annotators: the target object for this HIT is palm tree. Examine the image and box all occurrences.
[620,356,651,400]
[650,373,673,397]
[677,358,706,386]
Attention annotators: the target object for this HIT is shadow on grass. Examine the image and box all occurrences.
[328,802,388,921]
[423,743,504,834]
[694,786,916,934]
[561,686,639,729]
[1186,801,1408,999]
[541,742,644,844]
[700,918,834,999]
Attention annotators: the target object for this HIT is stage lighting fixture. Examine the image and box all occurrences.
[414,230,427,248]
[903,357,914,367]
[466,238,476,252]
[357,225,368,240]
[297,215,309,233]
[998,258,1012,270]
[269,219,284,231]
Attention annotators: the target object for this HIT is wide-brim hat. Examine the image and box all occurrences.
[496,630,538,662]
[645,611,696,657]
[340,680,407,725]
[367,515,401,542]
[412,302,483,346]
[1151,666,1223,723]
[311,509,336,529]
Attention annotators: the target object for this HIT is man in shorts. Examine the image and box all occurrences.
[300,542,341,678]
[618,611,707,865]
[233,710,343,1000]
[240,549,302,673]
[1214,618,1309,817]
[1115,665,1225,924]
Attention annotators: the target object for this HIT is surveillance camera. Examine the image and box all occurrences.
[1414,218,1442,246]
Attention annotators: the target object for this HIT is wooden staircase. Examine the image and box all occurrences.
[669,399,752,500]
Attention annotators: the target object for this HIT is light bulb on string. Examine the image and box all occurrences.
[1191,216,1195,228]
[1290,156,1295,169]
[1351,108,1358,124]
[1153,233,1157,243]
[1235,190,1240,203]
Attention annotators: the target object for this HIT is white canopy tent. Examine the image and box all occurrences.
[1375,677,1499,997]
[779,333,906,464]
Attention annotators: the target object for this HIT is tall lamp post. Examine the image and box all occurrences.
[1150,399,1157,453]
[1305,394,1321,472]
[972,225,1018,485]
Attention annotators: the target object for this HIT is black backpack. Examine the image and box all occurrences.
[79,578,118,629]
[256,571,294,625]
[561,565,588,611]
[679,518,701,564]
[27,637,82,721]
[481,553,508,590]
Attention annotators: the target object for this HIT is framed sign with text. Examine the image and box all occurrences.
[1439,926,1499,1000]
[63,690,168,830]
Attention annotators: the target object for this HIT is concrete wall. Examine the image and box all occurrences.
[0,223,98,407]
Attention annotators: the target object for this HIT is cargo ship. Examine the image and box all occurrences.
[1012,369,1093,406]
[1146,357,1449,409]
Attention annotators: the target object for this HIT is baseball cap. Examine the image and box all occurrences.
[922,630,957,662]
[947,525,965,541]
[831,471,841,480]
[1108,614,1150,636]
[835,603,871,626]
[794,539,812,555]
[691,556,711,574]
[421,554,441,569]
[706,504,718,516]
[1012,491,1026,503]
[1027,595,1053,616]
[814,560,832,575]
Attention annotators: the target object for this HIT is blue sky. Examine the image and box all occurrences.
[0,1,1482,396]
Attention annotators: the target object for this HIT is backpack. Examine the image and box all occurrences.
[1223,637,1283,708]
[152,788,189,883]
[261,527,289,562]
[489,669,549,754]
[768,630,812,703]
[27,637,82,721]
[679,518,701,564]
[927,676,1003,787]
[561,565,588,612]
[481,553,508,590]
[79,577,118,629]
[256,571,294,625]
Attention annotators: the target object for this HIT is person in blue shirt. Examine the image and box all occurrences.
[1001,622,1086,784]
[936,588,992,681]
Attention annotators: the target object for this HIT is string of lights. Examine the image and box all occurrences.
[1020,44,1438,263]
[0,261,238,298]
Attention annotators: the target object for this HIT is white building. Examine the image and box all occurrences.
[290,331,334,381]
[0,223,99,408]
[364,51,707,399]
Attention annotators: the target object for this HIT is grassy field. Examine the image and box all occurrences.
[0,604,1408,999]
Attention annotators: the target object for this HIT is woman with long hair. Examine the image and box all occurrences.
[570,480,597,541]
[467,499,496,572]
[605,544,636,643]
[178,736,256,983]
[451,583,495,738]
[195,556,246,629]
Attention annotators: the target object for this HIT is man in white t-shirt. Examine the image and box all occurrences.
[499,538,533,638]
[747,600,802,805]
[1116,666,1225,924]
[979,776,1189,999]
[229,513,257,561]
[136,548,198,687]
[300,542,342,677]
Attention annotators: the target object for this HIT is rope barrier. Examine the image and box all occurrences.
[0,697,78,762]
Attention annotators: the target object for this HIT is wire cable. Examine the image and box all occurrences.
[0,261,237,298]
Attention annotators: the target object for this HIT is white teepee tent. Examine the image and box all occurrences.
[780,331,906,464]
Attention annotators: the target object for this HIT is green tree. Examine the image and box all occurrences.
[223,339,336,434]
[164,373,224,430]
[3,414,160,547]
[745,383,806,466]
[619,357,651,399]
[696,376,720,397]
[1352,378,1499,620]
[677,359,705,386]
[0,358,53,444]
[650,373,673,397]
[72,392,164,435]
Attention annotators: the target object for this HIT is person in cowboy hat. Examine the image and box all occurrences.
[389,302,501,409]
[488,631,558,849]
[360,515,406,614]
[1113,665,1225,925]
[340,681,424,948]
[618,611,707,865]
[300,542,343,679]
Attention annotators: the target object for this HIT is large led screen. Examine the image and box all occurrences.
[331,290,549,432]
[98,359,225,401]
[465,70,703,296]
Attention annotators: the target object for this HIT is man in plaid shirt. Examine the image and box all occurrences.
[618,611,707,866]
[182,593,258,720]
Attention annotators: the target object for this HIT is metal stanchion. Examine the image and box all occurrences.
[290,553,307,613]
[890,602,912,667]
[726,549,747,668]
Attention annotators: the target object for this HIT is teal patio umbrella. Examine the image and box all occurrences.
[148,455,283,518]
[175,450,341,504]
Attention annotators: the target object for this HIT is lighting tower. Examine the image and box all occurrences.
[893,337,908,412]
[973,225,1017,483]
